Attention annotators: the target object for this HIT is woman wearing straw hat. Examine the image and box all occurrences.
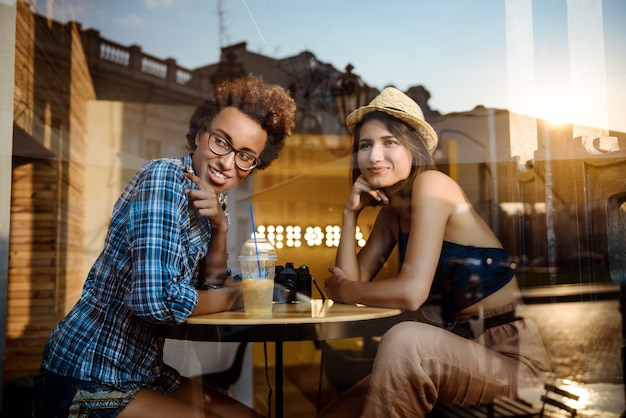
[321,87,550,417]
[32,75,295,418]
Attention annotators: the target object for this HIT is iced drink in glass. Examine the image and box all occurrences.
[238,238,277,315]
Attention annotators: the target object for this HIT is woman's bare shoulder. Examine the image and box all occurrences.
[413,170,464,198]
[414,169,456,184]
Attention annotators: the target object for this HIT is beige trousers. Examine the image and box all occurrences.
[318,305,551,418]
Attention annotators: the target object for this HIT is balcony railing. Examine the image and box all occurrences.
[81,27,208,91]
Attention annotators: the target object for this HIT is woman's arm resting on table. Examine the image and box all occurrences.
[191,277,243,315]
[326,172,456,311]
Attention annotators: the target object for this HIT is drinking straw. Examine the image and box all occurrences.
[249,204,262,276]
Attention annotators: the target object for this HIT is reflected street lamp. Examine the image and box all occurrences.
[331,64,368,132]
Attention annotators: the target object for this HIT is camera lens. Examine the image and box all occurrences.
[274,263,298,303]
[274,279,297,303]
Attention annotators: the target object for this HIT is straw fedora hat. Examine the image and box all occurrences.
[345,87,438,154]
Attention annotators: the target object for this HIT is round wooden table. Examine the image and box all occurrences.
[160,300,407,417]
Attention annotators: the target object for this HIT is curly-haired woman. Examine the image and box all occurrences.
[32,75,296,418]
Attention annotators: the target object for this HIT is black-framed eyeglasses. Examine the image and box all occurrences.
[207,131,259,171]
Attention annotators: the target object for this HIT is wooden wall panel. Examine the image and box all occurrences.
[7,2,92,381]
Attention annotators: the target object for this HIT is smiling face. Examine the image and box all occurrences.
[192,107,267,193]
[356,118,413,189]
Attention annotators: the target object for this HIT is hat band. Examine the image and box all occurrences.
[383,106,407,114]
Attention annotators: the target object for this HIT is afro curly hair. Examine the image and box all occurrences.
[186,74,296,171]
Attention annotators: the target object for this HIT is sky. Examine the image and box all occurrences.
[36,0,626,132]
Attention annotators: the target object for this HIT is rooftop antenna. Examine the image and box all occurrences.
[217,0,231,48]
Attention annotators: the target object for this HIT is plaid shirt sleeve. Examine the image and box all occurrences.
[124,160,201,325]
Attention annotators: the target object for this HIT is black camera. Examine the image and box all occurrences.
[273,262,312,303]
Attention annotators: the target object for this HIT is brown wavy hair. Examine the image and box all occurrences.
[186,74,296,170]
[350,111,435,204]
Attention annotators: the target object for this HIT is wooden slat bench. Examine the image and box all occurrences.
[427,384,579,417]
[539,383,579,417]
[428,397,539,417]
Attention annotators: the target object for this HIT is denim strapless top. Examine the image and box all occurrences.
[399,232,515,316]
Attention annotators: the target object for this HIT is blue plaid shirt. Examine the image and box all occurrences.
[41,154,213,393]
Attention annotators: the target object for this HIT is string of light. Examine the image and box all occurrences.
[254,225,367,249]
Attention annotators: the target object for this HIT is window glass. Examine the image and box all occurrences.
[4,0,625,414]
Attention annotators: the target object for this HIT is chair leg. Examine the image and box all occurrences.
[317,340,325,413]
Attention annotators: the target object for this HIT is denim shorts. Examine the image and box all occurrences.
[32,369,139,418]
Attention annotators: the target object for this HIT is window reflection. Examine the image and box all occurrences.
[2,0,625,414]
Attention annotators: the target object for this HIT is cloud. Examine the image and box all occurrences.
[142,0,175,10]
